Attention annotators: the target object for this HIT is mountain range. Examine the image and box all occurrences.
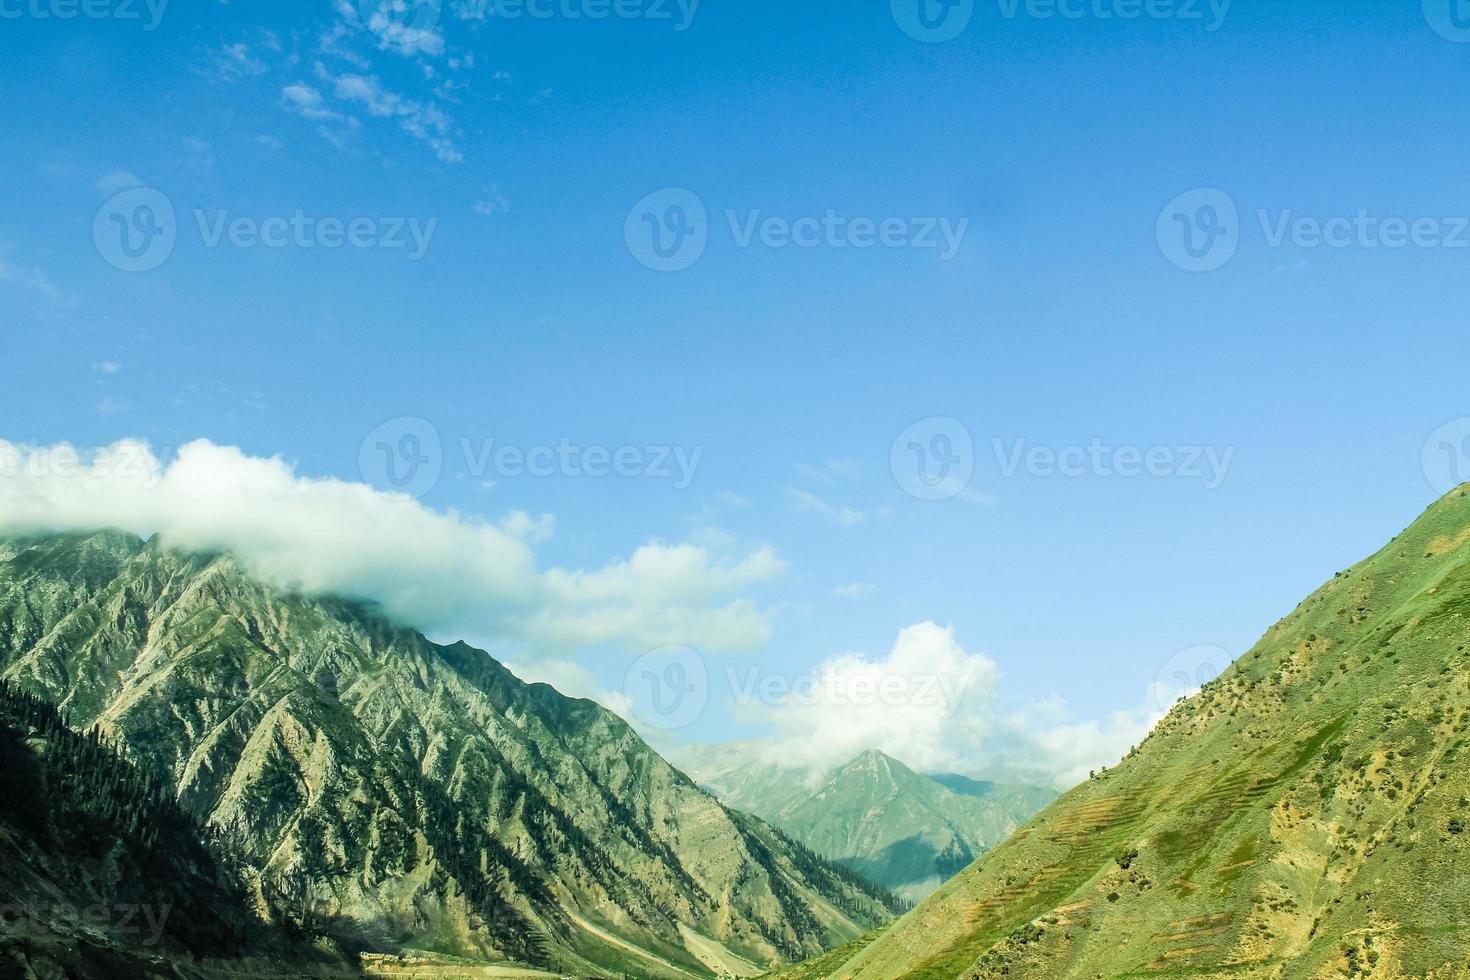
[676,744,1054,902]
[770,485,1470,978]
[0,530,903,979]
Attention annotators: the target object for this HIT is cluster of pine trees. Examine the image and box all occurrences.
[0,679,209,854]
[0,677,250,955]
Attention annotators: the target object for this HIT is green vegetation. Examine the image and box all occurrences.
[766,484,1470,979]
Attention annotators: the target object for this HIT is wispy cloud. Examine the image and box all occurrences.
[832,582,876,599]
[208,41,269,80]
[0,242,63,303]
[94,169,141,194]
[282,82,344,121]
[328,70,462,163]
[472,184,509,216]
[785,486,866,526]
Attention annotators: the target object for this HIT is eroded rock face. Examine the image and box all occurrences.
[0,531,897,977]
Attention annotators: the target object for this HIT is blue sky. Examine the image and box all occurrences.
[3,0,1470,784]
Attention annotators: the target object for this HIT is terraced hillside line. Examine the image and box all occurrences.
[767,485,1470,978]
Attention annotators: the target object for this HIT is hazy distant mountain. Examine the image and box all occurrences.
[0,531,902,979]
[677,744,1055,902]
[770,486,1470,978]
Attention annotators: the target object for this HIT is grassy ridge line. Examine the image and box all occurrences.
[777,486,1470,978]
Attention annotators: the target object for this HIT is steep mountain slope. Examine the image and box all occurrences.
[771,485,1470,979]
[679,745,1054,901]
[0,680,350,979]
[0,531,900,979]
[930,773,1058,820]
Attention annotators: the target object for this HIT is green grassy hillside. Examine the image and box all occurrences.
[768,486,1470,979]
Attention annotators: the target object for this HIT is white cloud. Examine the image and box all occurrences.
[0,439,783,657]
[472,184,509,217]
[281,83,343,121]
[209,42,268,80]
[93,361,123,375]
[739,622,1160,790]
[95,169,141,193]
[747,623,999,775]
[359,0,445,57]
[328,72,462,163]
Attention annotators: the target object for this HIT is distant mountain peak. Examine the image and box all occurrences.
[676,742,1055,903]
[773,487,1470,978]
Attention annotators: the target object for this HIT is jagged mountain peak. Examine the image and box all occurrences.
[0,531,902,978]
